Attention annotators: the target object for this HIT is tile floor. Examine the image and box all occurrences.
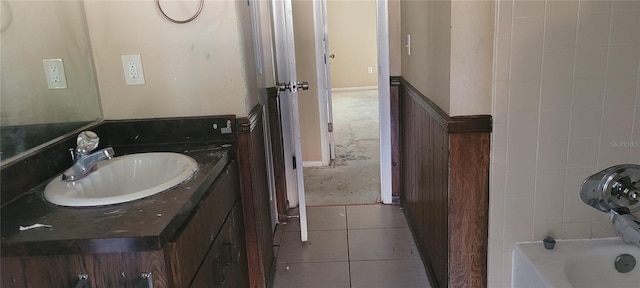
[272,204,432,288]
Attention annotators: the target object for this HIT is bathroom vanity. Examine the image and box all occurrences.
[0,116,269,287]
[1,148,248,287]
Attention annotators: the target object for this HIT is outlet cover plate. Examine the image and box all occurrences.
[43,59,67,89]
[121,54,145,85]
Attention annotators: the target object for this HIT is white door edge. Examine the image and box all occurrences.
[283,0,308,242]
[377,0,393,204]
[313,0,332,167]
[271,0,299,209]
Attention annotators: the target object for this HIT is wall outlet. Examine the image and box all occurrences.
[368,67,373,74]
[121,54,145,85]
[43,59,67,89]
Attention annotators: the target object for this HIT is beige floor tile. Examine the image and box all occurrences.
[348,228,420,261]
[284,206,347,231]
[347,204,408,229]
[277,230,348,263]
[272,262,350,288]
[350,259,430,288]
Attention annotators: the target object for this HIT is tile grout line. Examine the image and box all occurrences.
[345,205,353,288]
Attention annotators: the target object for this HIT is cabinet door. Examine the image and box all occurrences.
[190,200,249,288]
[190,213,229,288]
[1,251,170,288]
[165,161,239,287]
[220,201,249,288]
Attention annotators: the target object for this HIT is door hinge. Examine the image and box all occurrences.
[293,156,297,169]
[328,122,333,132]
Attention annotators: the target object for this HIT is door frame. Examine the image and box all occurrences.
[312,0,333,167]
[312,0,392,204]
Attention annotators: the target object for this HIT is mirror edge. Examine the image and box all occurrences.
[0,120,103,169]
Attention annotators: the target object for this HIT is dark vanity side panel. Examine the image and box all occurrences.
[237,104,275,288]
[1,250,169,288]
[164,160,240,287]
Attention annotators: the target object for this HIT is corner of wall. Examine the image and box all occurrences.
[449,0,495,116]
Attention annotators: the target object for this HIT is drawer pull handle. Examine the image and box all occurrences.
[215,258,226,285]
[74,274,89,288]
[136,272,153,288]
[223,241,233,266]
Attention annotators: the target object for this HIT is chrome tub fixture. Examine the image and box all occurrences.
[580,164,640,247]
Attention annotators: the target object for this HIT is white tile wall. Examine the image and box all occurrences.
[489,0,640,287]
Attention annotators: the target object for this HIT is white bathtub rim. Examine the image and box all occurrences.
[512,237,640,288]
[513,236,622,246]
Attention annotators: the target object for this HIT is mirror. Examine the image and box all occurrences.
[0,0,102,163]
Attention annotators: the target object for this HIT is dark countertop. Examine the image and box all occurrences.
[1,144,233,257]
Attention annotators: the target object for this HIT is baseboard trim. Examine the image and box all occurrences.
[302,161,325,167]
[331,86,378,92]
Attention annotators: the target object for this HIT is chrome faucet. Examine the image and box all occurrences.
[580,164,640,247]
[62,131,114,181]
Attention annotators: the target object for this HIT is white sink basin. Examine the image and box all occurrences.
[44,152,198,207]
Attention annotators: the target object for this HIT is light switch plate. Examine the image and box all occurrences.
[121,54,145,85]
[43,59,67,89]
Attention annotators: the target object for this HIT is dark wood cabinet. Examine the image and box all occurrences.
[1,160,249,288]
[191,201,249,288]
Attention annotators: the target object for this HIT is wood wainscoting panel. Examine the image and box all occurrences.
[390,77,402,203]
[237,104,275,288]
[397,77,491,288]
[448,132,490,287]
[429,116,449,288]
[401,79,447,287]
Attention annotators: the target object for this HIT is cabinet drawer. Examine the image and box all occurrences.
[164,161,240,287]
[191,200,248,288]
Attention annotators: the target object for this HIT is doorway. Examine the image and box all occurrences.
[305,88,380,205]
[275,0,392,225]
[298,0,380,206]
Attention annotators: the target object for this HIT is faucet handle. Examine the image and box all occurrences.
[76,131,99,153]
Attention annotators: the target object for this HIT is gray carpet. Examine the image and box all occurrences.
[304,89,380,206]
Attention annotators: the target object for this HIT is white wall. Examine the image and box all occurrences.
[84,0,265,120]
[400,0,493,116]
[389,0,401,76]
[449,0,494,116]
[489,0,640,286]
[401,0,451,113]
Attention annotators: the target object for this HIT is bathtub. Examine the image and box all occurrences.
[512,237,640,288]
